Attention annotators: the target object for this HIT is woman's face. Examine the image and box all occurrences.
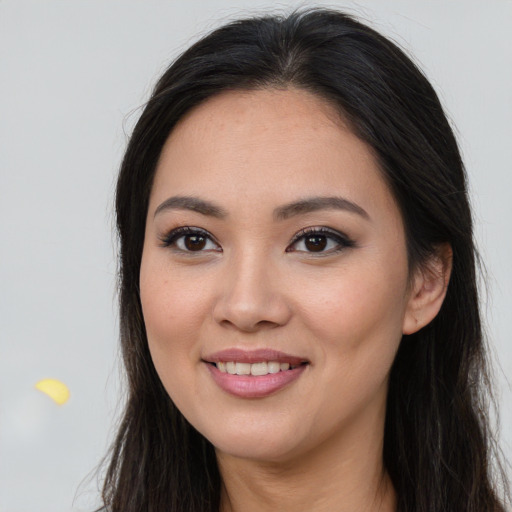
[140,88,416,463]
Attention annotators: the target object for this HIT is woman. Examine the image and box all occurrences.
[101,9,509,512]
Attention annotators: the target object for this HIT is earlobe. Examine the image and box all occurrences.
[402,244,453,335]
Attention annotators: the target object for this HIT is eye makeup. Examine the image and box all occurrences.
[159,226,221,253]
[158,224,356,257]
[287,226,356,255]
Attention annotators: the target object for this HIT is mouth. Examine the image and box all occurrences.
[203,349,309,398]
[211,360,306,376]
[203,348,309,371]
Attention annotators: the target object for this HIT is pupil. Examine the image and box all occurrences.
[305,235,327,252]
[185,235,206,251]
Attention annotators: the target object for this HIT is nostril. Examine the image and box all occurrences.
[217,317,283,333]
[212,276,293,332]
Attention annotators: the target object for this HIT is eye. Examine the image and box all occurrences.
[287,227,355,255]
[160,227,221,253]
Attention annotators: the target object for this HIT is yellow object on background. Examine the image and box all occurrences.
[35,378,70,405]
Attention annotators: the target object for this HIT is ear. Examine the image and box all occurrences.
[402,244,453,335]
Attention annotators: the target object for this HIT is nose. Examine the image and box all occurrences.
[212,251,292,332]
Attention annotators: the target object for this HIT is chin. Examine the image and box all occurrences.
[197,417,307,463]
[213,438,299,464]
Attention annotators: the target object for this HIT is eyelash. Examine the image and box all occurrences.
[160,226,355,255]
[286,227,356,255]
[160,227,221,253]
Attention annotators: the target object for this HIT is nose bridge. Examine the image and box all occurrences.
[213,246,291,331]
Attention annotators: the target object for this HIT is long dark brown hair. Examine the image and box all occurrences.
[102,9,509,512]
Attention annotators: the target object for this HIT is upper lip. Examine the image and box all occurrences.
[203,348,308,365]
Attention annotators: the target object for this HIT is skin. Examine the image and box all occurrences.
[140,88,450,512]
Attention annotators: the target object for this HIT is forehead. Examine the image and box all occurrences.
[164,88,348,157]
[150,88,395,220]
[175,87,345,132]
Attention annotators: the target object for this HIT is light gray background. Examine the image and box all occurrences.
[1,1,510,511]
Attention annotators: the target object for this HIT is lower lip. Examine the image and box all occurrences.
[206,363,307,398]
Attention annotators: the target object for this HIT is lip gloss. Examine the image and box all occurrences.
[204,348,306,365]
[203,348,309,398]
[205,362,307,398]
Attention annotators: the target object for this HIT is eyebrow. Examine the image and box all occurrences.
[154,196,228,219]
[153,194,369,221]
[273,196,370,221]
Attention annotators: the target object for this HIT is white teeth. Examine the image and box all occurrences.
[268,361,280,374]
[250,362,268,376]
[235,362,251,375]
[215,360,300,375]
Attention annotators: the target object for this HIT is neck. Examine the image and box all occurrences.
[217,399,395,512]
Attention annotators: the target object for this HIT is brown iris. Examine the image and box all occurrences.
[304,235,327,252]
[184,235,207,251]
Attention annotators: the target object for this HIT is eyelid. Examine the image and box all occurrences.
[159,225,354,254]
[159,226,221,251]
[286,226,355,254]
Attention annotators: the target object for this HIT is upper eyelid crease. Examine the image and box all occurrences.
[290,226,349,240]
[159,226,219,247]
[288,227,355,251]
[160,226,354,254]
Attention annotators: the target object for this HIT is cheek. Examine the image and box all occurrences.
[141,275,205,337]
[140,249,213,338]
[294,254,409,388]
[299,266,407,340]
[139,257,208,397]
[295,278,406,435]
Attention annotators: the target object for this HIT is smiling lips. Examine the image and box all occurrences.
[204,349,309,398]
